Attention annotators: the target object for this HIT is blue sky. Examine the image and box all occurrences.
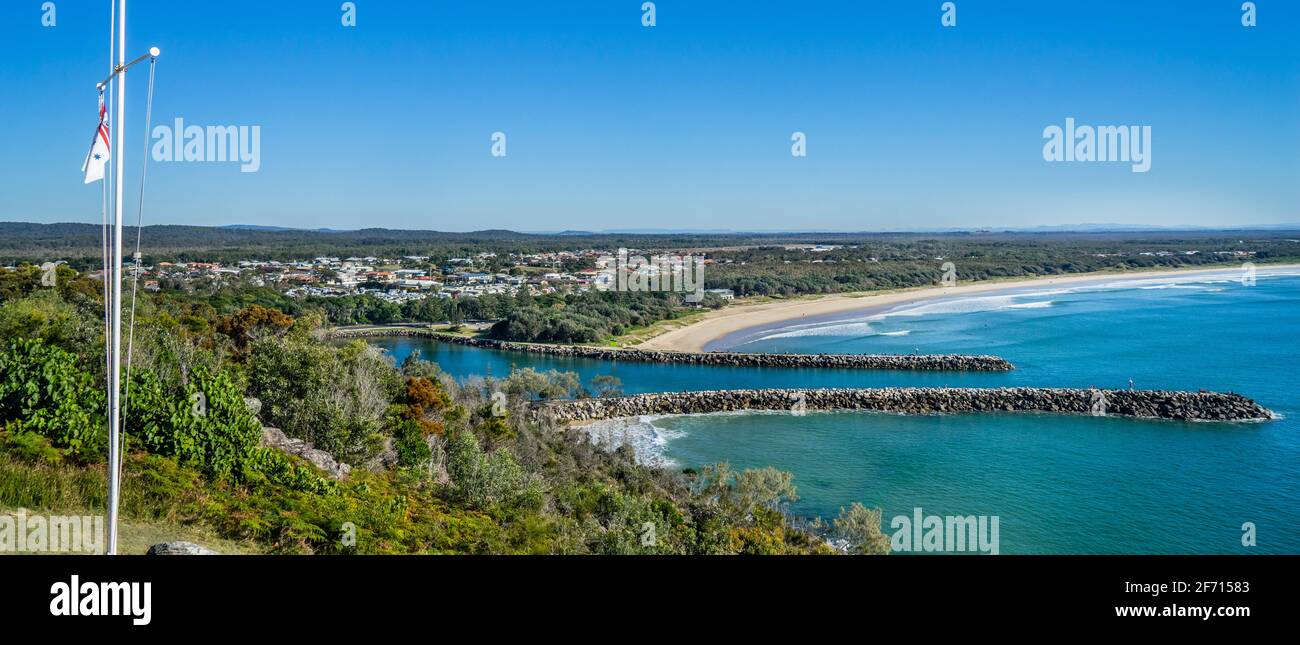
[1,0,1296,231]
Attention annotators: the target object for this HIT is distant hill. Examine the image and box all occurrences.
[3,221,1299,267]
[221,224,348,232]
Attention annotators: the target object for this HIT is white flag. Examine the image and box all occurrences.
[82,96,111,184]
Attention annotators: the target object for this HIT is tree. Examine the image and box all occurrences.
[733,467,799,516]
[247,337,391,463]
[217,304,294,354]
[401,376,451,435]
[502,368,583,401]
[0,289,99,356]
[589,374,623,398]
[444,428,542,512]
[833,503,892,555]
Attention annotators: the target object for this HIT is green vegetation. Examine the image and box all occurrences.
[10,226,1283,552]
[489,291,688,343]
[0,266,876,554]
[13,223,1295,344]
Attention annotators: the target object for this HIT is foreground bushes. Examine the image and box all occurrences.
[0,339,105,455]
[0,337,331,493]
[0,439,518,554]
[0,281,887,555]
[247,336,393,464]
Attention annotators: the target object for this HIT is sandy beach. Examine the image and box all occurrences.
[636,264,1300,353]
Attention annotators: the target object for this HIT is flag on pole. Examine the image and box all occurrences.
[82,95,111,184]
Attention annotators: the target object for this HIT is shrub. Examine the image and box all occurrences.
[127,365,332,492]
[0,338,105,455]
[833,502,892,555]
[216,304,294,354]
[247,337,391,463]
[445,428,542,513]
[393,418,433,468]
[127,366,262,480]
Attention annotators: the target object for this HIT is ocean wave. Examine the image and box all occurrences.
[581,416,684,467]
[1138,284,1212,290]
[751,319,914,341]
[737,270,1298,345]
[755,320,876,341]
[878,294,1054,318]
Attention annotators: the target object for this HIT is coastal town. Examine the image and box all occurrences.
[45,248,735,305]
[10,239,1269,311]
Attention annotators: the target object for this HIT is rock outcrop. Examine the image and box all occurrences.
[331,328,1015,372]
[146,541,219,555]
[260,427,352,479]
[536,387,1274,423]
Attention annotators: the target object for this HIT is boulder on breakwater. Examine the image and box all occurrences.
[330,328,1015,372]
[534,387,1274,423]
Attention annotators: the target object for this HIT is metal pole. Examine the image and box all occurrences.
[107,0,126,556]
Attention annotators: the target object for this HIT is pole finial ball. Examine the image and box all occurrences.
[150,47,161,57]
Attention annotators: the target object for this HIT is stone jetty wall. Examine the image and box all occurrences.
[330,327,1015,371]
[535,388,1274,423]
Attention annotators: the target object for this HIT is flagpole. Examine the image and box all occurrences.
[107,0,126,556]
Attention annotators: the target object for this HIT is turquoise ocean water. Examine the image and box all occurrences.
[371,269,1300,553]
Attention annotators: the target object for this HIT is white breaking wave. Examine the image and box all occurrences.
[582,416,684,468]
[1138,284,1211,290]
[749,318,917,341]
[755,320,878,341]
[878,295,1054,318]
[878,294,1020,318]
[739,269,1296,345]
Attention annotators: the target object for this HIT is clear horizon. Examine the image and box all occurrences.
[2,1,1297,231]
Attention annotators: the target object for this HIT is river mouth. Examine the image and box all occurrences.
[363,272,1300,553]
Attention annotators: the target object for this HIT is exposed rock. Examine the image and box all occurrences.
[361,437,400,473]
[243,396,262,418]
[146,541,219,555]
[260,427,352,479]
[535,388,1275,423]
[330,328,1015,372]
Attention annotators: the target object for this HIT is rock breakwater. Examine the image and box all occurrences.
[536,388,1274,423]
[331,328,1014,371]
